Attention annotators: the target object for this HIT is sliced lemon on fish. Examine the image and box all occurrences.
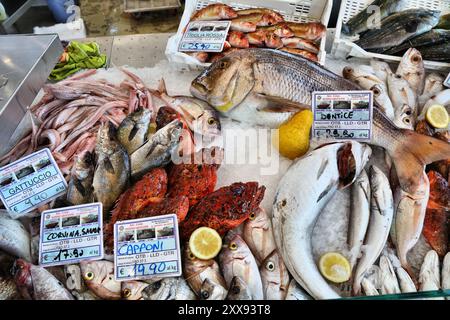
[319,252,351,284]
[426,104,449,129]
[189,227,222,260]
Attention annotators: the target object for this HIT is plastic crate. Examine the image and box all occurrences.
[332,0,450,71]
[165,0,333,69]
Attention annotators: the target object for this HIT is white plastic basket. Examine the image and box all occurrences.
[332,0,450,71]
[165,0,333,69]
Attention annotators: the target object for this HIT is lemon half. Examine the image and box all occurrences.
[319,252,351,283]
[188,227,222,260]
[426,104,449,129]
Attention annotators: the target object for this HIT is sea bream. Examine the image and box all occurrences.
[396,48,426,96]
[80,260,121,300]
[219,231,264,300]
[259,250,290,300]
[272,141,371,299]
[242,207,277,266]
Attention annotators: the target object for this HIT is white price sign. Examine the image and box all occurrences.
[179,21,231,52]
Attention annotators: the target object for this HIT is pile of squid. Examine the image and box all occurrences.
[184,3,326,63]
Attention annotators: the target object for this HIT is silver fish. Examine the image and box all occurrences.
[284,279,312,300]
[353,165,393,295]
[154,79,221,140]
[226,276,252,300]
[80,260,121,300]
[93,122,130,215]
[117,108,152,154]
[387,72,417,128]
[395,266,417,293]
[66,151,94,205]
[0,211,32,261]
[183,247,227,300]
[361,278,379,296]
[348,169,371,269]
[396,48,426,96]
[130,119,182,179]
[379,255,401,295]
[394,170,429,275]
[273,142,371,299]
[442,253,450,298]
[142,277,196,300]
[219,231,264,300]
[13,259,74,300]
[419,250,443,300]
[242,207,276,266]
[259,250,289,300]
[370,60,392,84]
[371,84,395,120]
[418,73,445,111]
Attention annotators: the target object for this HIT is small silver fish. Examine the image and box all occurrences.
[142,277,196,300]
[419,250,442,299]
[122,281,149,300]
[0,211,32,261]
[226,276,252,300]
[117,108,152,154]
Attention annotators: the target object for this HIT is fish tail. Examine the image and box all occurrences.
[389,130,450,193]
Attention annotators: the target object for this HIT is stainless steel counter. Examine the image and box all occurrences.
[0,34,63,142]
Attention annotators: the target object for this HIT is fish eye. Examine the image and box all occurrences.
[229,242,238,250]
[232,286,241,294]
[266,261,275,271]
[249,212,256,220]
[219,61,227,68]
[405,118,410,123]
[152,281,162,290]
[207,118,216,126]
[123,288,132,298]
[412,55,421,63]
[372,88,380,95]
[201,290,210,299]
[84,272,94,281]
[395,74,402,79]
[188,252,196,260]
[405,110,412,116]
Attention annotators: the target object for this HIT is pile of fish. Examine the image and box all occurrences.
[190,48,450,299]
[184,4,326,63]
[342,0,450,62]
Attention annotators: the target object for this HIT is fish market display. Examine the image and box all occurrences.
[183,4,326,63]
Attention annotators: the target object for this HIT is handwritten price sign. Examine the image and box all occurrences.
[179,21,231,53]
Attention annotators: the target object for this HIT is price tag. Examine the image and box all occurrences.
[0,148,67,218]
[114,214,182,281]
[312,91,373,141]
[39,203,104,267]
[444,73,450,88]
[179,21,231,52]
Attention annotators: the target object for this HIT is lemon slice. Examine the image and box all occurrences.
[426,104,449,129]
[319,252,351,283]
[189,227,222,260]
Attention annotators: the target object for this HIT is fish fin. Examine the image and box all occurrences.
[103,158,115,174]
[391,130,450,193]
[256,94,310,112]
[158,78,168,95]
[128,124,139,142]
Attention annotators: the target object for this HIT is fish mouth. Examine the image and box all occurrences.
[190,82,208,100]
